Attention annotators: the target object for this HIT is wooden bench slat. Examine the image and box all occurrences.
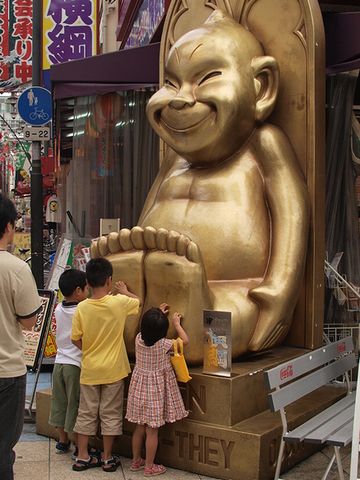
[326,419,354,447]
[302,403,354,443]
[284,394,355,442]
[265,337,354,389]
[269,353,356,411]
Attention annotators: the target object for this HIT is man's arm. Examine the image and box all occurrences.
[14,265,41,330]
[17,305,41,330]
[19,314,37,331]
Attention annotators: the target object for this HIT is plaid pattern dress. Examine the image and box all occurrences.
[125,334,188,428]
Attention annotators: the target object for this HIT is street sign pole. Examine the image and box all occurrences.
[31,0,44,288]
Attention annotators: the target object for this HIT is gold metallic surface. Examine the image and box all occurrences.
[92,0,325,363]
[37,348,345,479]
[184,346,311,427]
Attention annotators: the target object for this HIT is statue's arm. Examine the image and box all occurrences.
[248,126,310,349]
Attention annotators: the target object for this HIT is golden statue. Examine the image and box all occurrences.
[92,10,310,364]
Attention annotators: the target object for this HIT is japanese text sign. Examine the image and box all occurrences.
[0,0,33,88]
[42,0,98,70]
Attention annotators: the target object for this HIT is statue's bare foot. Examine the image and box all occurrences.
[90,226,210,359]
[142,229,213,364]
[91,228,148,356]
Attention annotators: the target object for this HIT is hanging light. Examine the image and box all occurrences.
[6,94,18,119]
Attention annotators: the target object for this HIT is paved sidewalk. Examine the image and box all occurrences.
[17,371,358,479]
[14,423,356,480]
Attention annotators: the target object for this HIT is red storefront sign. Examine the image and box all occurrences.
[0,0,32,88]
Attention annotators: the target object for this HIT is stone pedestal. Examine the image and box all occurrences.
[36,347,346,479]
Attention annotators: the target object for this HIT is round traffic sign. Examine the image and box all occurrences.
[17,87,52,126]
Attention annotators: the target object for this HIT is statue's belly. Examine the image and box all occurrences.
[141,198,270,280]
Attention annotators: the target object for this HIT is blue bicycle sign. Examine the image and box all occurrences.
[17,87,52,126]
[29,107,50,122]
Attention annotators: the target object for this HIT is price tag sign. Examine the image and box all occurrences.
[23,126,51,141]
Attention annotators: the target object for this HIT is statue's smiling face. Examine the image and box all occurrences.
[147,26,260,166]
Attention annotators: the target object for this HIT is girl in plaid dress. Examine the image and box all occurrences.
[125,304,189,477]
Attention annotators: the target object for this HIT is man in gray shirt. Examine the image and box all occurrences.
[0,193,40,480]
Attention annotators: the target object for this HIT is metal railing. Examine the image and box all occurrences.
[325,259,360,312]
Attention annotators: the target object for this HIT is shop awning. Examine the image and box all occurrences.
[49,11,360,100]
[324,12,360,74]
[50,43,160,99]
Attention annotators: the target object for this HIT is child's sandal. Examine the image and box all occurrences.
[102,456,121,472]
[72,455,101,471]
[130,458,145,471]
[144,464,166,477]
[71,447,101,461]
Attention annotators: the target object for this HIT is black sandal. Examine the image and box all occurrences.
[102,456,121,472]
[71,447,101,461]
[72,455,101,471]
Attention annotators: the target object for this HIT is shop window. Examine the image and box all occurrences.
[60,88,159,240]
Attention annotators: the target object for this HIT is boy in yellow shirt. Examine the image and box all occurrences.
[71,258,140,472]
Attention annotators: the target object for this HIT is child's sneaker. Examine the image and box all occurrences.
[55,441,70,454]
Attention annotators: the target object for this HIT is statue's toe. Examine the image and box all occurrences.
[98,235,110,256]
[143,226,157,249]
[119,228,132,250]
[108,232,120,253]
[130,226,145,249]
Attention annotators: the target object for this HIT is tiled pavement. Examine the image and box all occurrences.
[14,430,358,480]
[14,371,359,480]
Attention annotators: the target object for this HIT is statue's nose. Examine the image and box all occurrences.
[169,93,195,110]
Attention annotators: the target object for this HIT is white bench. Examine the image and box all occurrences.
[350,352,360,480]
[264,336,356,480]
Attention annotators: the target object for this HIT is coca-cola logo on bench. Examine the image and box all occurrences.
[280,365,293,380]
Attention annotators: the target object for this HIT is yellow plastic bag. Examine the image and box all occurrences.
[170,338,192,383]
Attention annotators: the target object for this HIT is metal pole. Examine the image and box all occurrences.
[31,0,43,287]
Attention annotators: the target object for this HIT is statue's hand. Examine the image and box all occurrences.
[248,285,292,351]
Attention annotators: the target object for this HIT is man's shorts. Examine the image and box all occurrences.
[48,363,80,433]
[74,379,124,436]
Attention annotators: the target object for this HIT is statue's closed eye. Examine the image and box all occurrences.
[198,71,222,85]
[165,79,177,88]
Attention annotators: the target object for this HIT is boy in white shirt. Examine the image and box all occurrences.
[48,269,88,456]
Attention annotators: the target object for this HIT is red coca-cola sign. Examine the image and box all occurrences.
[280,365,293,380]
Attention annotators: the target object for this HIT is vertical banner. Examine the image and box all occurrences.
[42,0,98,70]
[0,1,10,84]
[22,289,57,369]
[0,0,33,88]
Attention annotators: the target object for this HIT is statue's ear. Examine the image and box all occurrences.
[251,56,279,122]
